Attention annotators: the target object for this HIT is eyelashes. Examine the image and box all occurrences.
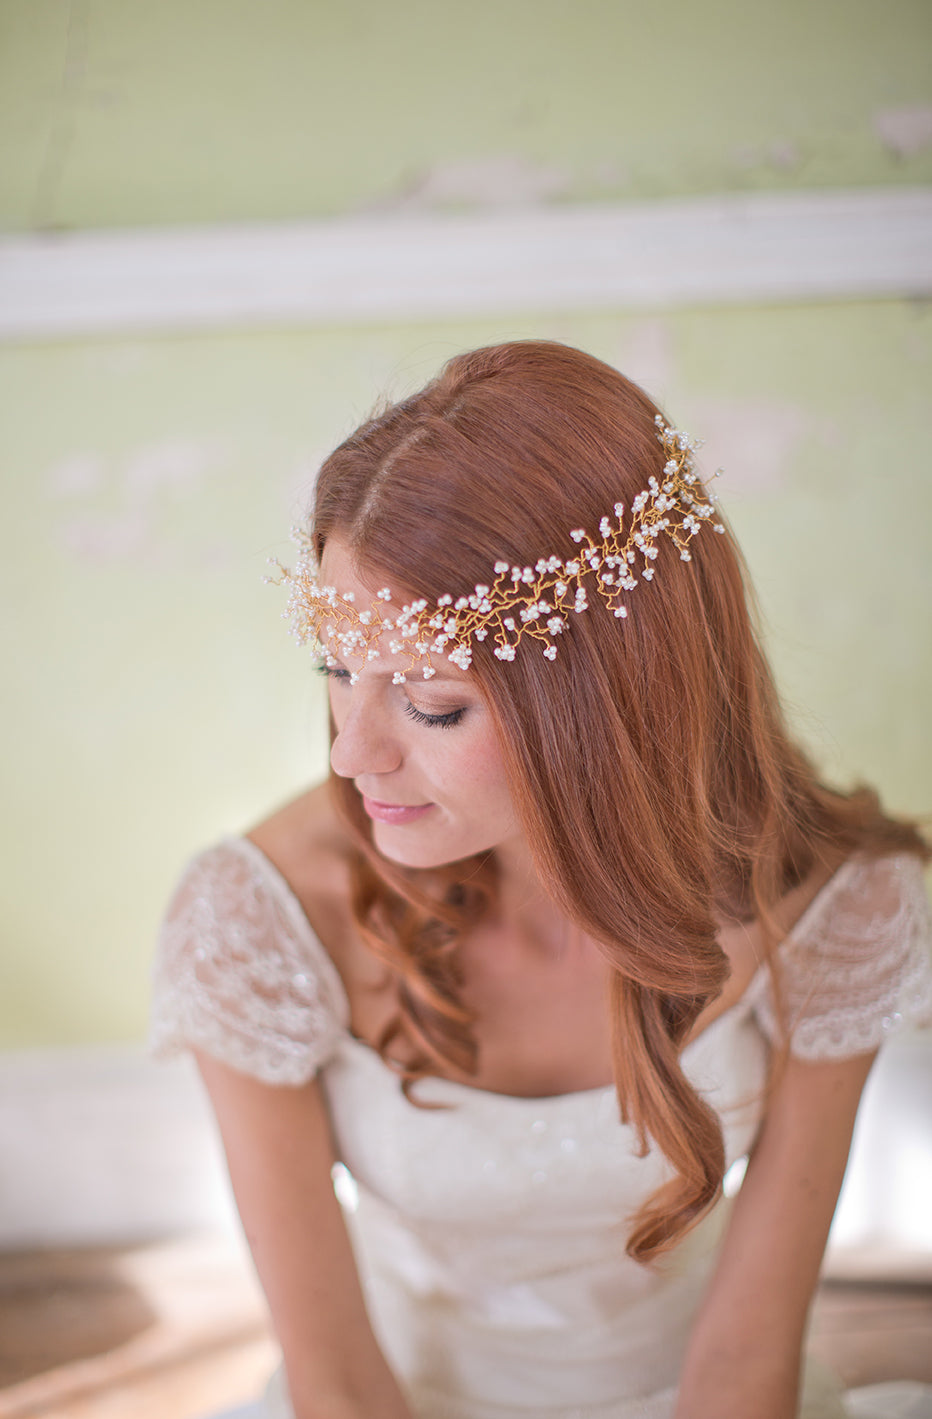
[403,702,466,730]
[319,664,466,730]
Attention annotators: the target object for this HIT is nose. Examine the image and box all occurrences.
[330,694,403,781]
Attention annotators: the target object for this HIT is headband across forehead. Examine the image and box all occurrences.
[271,416,724,683]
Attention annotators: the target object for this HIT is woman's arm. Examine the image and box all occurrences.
[195,1050,414,1419]
[673,1048,876,1419]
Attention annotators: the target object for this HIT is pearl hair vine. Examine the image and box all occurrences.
[269,416,724,683]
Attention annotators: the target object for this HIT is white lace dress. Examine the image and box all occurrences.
[151,841,932,1419]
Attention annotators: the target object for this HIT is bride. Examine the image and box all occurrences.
[153,341,932,1419]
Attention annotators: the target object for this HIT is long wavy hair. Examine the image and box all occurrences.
[311,340,927,1263]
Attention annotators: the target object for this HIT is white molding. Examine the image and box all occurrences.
[1,188,931,340]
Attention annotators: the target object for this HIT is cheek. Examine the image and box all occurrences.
[441,733,512,815]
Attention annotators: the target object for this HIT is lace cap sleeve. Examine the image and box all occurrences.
[150,839,351,1085]
[749,853,932,1060]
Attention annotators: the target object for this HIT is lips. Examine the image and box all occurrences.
[361,795,434,826]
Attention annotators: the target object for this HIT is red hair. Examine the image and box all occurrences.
[312,341,927,1262]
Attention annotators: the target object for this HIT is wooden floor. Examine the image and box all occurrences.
[0,1237,276,1419]
[1,1235,931,1418]
[811,1279,932,1391]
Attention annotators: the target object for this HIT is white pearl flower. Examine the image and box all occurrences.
[276,413,720,681]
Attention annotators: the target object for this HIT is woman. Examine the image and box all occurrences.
[152,341,932,1419]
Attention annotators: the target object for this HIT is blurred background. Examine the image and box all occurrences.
[3,0,931,1053]
[1,0,931,1411]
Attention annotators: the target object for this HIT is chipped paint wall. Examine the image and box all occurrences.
[1,2,930,1046]
[4,305,930,1046]
[2,0,931,229]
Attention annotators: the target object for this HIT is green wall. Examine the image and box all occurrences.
[2,0,930,1046]
[3,304,930,1046]
[2,0,931,230]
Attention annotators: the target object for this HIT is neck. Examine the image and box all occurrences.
[492,836,579,960]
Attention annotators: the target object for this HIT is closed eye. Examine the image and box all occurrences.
[319,664,465,728]
[404,702,466,730]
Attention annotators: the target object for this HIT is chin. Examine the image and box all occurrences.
[370,823,479,872]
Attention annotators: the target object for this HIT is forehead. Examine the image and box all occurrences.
[317,536,404,635]
[319,537,386,596]
[318,535,360,579]
[316,537,469,684]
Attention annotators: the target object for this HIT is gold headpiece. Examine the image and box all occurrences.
[272,417,723,682]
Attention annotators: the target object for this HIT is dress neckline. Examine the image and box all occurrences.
[227,833,855,1106]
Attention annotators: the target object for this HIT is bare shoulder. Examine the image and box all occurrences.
[245,782,357,963]
[247,779,345,869]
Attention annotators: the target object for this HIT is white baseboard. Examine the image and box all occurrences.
[1,1032,930,1271]
[0,1045,236,1248]
[825,1028,932,1274]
